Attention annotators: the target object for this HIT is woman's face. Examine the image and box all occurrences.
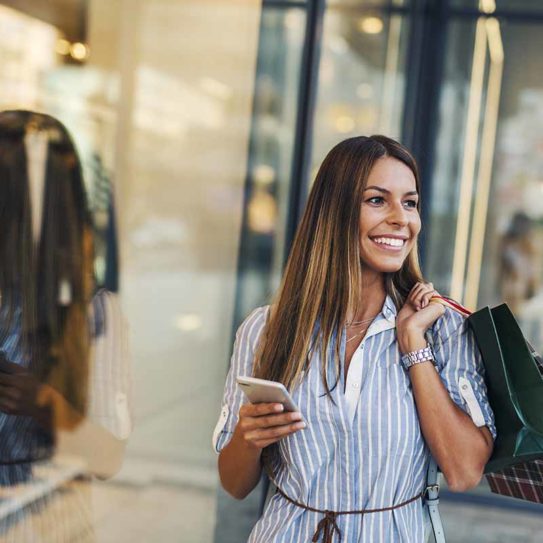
[359,156,421,274]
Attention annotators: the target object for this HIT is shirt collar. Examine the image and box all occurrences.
[382,294,397,324]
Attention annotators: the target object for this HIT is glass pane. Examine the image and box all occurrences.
[328,0,409,7]
[425,13,543,536]
[477,20,543,351]
[426,16,543,353]
[234,8,306,323]
[0,1,261,542]
[311,6,409,177]
[451,0,543,11]
[424,18,476,298]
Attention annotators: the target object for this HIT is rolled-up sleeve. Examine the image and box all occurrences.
[212,306,269,453]
[431,307,497,440]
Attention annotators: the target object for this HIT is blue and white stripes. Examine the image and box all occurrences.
[214,296,496,542]
[0,309,54,486]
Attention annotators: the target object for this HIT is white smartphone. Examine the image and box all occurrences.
[236,376,301,414]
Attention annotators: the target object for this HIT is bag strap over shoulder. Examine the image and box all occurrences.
[431,295,472,317]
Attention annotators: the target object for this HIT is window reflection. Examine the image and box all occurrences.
[0,111,130,540]
[235,8,305,321]
[426,18,543,353]
[311,5,408,175]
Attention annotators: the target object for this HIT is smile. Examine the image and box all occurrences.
[370,237,407,251]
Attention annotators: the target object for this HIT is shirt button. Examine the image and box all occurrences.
[352,382,359,388]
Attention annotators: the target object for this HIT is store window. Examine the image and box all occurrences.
[0,1,261,541]
[311,2,410,175]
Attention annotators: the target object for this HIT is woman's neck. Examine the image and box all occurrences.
[346,270,386,323]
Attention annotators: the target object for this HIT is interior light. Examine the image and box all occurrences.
[253,164,275,185]
[56,38,71,56]
[357,16,384,35]
[479,0,496,13]
[175,314,203,332]
[70,42,89,61]
[335,115,355,133]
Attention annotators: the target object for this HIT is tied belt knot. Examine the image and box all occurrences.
[312,510,341,543]
[275,486,423,543]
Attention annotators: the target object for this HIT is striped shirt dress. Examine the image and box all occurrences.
[0,306,54,486]
[213,295,496,542]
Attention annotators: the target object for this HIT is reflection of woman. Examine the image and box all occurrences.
[498,212,538,314]
[0,110,129,542]
[0,111,93,485]
[214,136,495,542]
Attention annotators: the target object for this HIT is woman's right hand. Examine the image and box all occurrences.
[235,403,306,450]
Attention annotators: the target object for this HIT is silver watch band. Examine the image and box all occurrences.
[401,345,435,370]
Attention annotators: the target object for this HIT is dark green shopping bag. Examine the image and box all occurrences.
[434,296,543,503]
[467,304,543,474]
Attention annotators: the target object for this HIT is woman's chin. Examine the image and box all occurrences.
[362,258,405,274]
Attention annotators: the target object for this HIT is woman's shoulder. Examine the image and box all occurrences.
[430,296,469,341]
[235,305,270,345]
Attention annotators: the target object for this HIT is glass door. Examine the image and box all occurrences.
[425,4,543,353]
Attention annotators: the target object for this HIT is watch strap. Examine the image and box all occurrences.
[401,345,435,370]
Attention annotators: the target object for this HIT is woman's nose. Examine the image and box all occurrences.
[387,202,408,226]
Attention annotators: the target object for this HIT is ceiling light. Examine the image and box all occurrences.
[357,16,384,35]
[70,42,89,61]
[56,38,71,56]
[335,115,355,133]
[174,314,203,332]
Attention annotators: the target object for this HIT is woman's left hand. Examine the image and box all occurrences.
[396,282,445,351]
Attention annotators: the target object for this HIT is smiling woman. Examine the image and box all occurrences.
[215,135,495,543]
[359,158,421,274]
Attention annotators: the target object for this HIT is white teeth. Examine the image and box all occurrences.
[372,237,405,247]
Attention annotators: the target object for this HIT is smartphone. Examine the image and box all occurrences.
[236,376,302,414]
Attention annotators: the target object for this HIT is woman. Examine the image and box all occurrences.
[0,110,129,541]
[214,135,495,542]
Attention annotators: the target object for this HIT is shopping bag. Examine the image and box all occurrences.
[467,304,543,473]
[434,296,543,504]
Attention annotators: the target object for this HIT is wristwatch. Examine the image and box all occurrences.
[401,344,436,370]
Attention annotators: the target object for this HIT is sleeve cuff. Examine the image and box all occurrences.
[212,404,231,453]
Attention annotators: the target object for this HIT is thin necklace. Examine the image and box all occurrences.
[346,313,379,327]
[346,325,370,343]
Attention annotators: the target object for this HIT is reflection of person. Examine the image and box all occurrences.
[0,110,130,540]
[498,212,539,314]
[214,136,495,542]
[0,111,93,485]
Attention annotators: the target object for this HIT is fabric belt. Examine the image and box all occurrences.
[275,485,424,543]
[265,456,446,543]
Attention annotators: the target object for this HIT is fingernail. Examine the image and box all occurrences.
[274,404,284,412]
[296,422,306,429]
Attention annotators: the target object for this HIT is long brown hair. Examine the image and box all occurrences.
[254,135,425,395]
[0,110,93,414]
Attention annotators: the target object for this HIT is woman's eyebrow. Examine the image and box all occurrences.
[364,185,418,196]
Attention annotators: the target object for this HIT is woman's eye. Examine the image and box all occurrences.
[367,197,384,205]
[404,199,418,208]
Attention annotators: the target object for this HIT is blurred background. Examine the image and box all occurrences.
[0,0,542,541]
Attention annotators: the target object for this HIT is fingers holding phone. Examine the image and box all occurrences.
[237,402,306,450]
